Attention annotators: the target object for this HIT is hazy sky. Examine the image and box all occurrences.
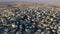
[0,0,60,2]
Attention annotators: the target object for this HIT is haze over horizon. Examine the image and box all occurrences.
[0,0,60,3]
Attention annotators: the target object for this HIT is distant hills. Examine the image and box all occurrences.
[0,1,60,11]
[0,1,60,8]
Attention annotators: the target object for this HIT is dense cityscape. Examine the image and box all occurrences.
[0,5,60,34]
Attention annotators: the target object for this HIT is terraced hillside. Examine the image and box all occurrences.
[0,3,60,34]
